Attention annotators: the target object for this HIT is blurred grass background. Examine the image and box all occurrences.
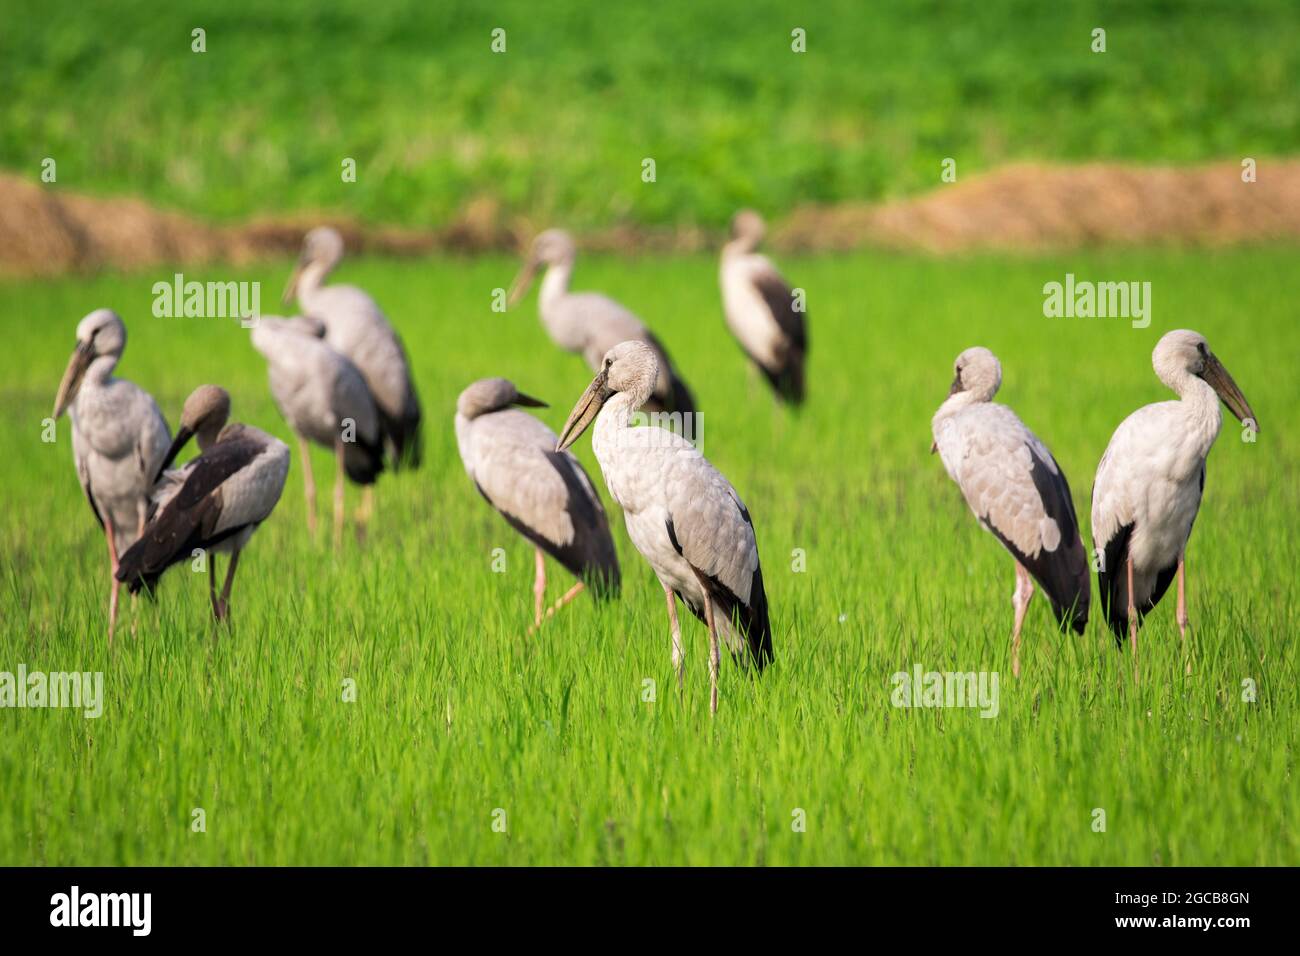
[3,0,1299,229]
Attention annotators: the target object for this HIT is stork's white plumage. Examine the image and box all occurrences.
[116,385,289,622]
[53,309,171,641]
[455,377,620,629]
[283,226,423,469]
[250,316,384,547]
[556,340,772,714]
[720,210,808,404]
[1091,329,1258,669]
[508,229,697,418]
[932,347,1090,676]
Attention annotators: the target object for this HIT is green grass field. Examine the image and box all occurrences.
[4,0,1299,228]
[2,247,1296,864]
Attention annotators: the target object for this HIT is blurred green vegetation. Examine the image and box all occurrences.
[3,0,1298,229]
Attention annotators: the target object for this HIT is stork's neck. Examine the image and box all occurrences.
[537,260,586,350]
[722,236,758,261]
[932,390,983,426]
[538,259,573,313]
[296,259,335,310]
[87,354,119,388]
[1169,373,1224,456]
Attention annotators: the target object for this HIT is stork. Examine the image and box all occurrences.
[1091,329,1258,673]
[931,347,1090,677]
[249,317,384,547]
[455,377,620,629]
[283,226,423,476]
[52,309,170,641]
[720,210,808,404]
[116,385,289,622]
[556,340,772,714]
[508,229,697,419]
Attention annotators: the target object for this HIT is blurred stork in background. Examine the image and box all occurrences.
[249,317,385,547]
[720,210,808,405]
[508,228,697,418]
[931,347,1090,677]
[116,385,289,623]
[283,226,423,470]
[556,341,772,714]
[53,308,170,641]
[1092,329,1258,675]
[455,377,620,630]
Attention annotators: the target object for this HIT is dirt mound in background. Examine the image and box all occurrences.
[778,160,1300,253]
[3,160,1298,276]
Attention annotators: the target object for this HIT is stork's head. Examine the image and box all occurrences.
[1153,329,1257,427]
[456,377,547,420]
[507,229,576,307]
[283,226,345,304]
[948,347,1002,403]
[53,309,126,418]
[158,385,233,479]
[729,209,766,248]
[556,340,660,451]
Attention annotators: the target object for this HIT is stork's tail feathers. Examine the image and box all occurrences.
[760,354,805,406]
[687,564,774,671]
[380,397,423,471]
[114,540,164,597]
[344,432,386,485]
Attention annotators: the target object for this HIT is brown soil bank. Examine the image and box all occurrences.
[2,160,1298,277]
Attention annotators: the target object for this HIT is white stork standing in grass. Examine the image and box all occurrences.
[720,210,808,405]
[1091,329,1258,673]
[53,309,170,641]
[507,229,698,418]
[283,226,423,475]
[116,385,289,622]
[931,347,1090,677]
[556,340,772,714]
[455,377,620,629]
[249,317,385,547]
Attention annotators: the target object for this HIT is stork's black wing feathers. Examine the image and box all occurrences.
[666,509,773,670]
[750,271,807,405]
[474,453,621,598]
[985,446,1090,634]
[115,437,261,594]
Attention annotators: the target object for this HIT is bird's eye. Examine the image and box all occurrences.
[605,358,613,369]
[1197,342,1208,357]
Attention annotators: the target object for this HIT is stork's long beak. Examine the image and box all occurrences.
[513,392,548,409]
[1202,353,1259,430]
[506,258,538,308]
[156,426,194,482]
[282,255,306,306]
[556,369,610,452]
[53,341,94,418]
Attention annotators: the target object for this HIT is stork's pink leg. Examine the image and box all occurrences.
[1126,556,1139,682]
[208,553,220,619]
[1176,553,1190,674]
[105,524,120,645]
[664,585,684,691]
[215,548,241,624]
[1011,562,1035,679]
[533,547,546,628]
[297,433,318,540]
[702,596,720,715]
[528,579,585,635]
